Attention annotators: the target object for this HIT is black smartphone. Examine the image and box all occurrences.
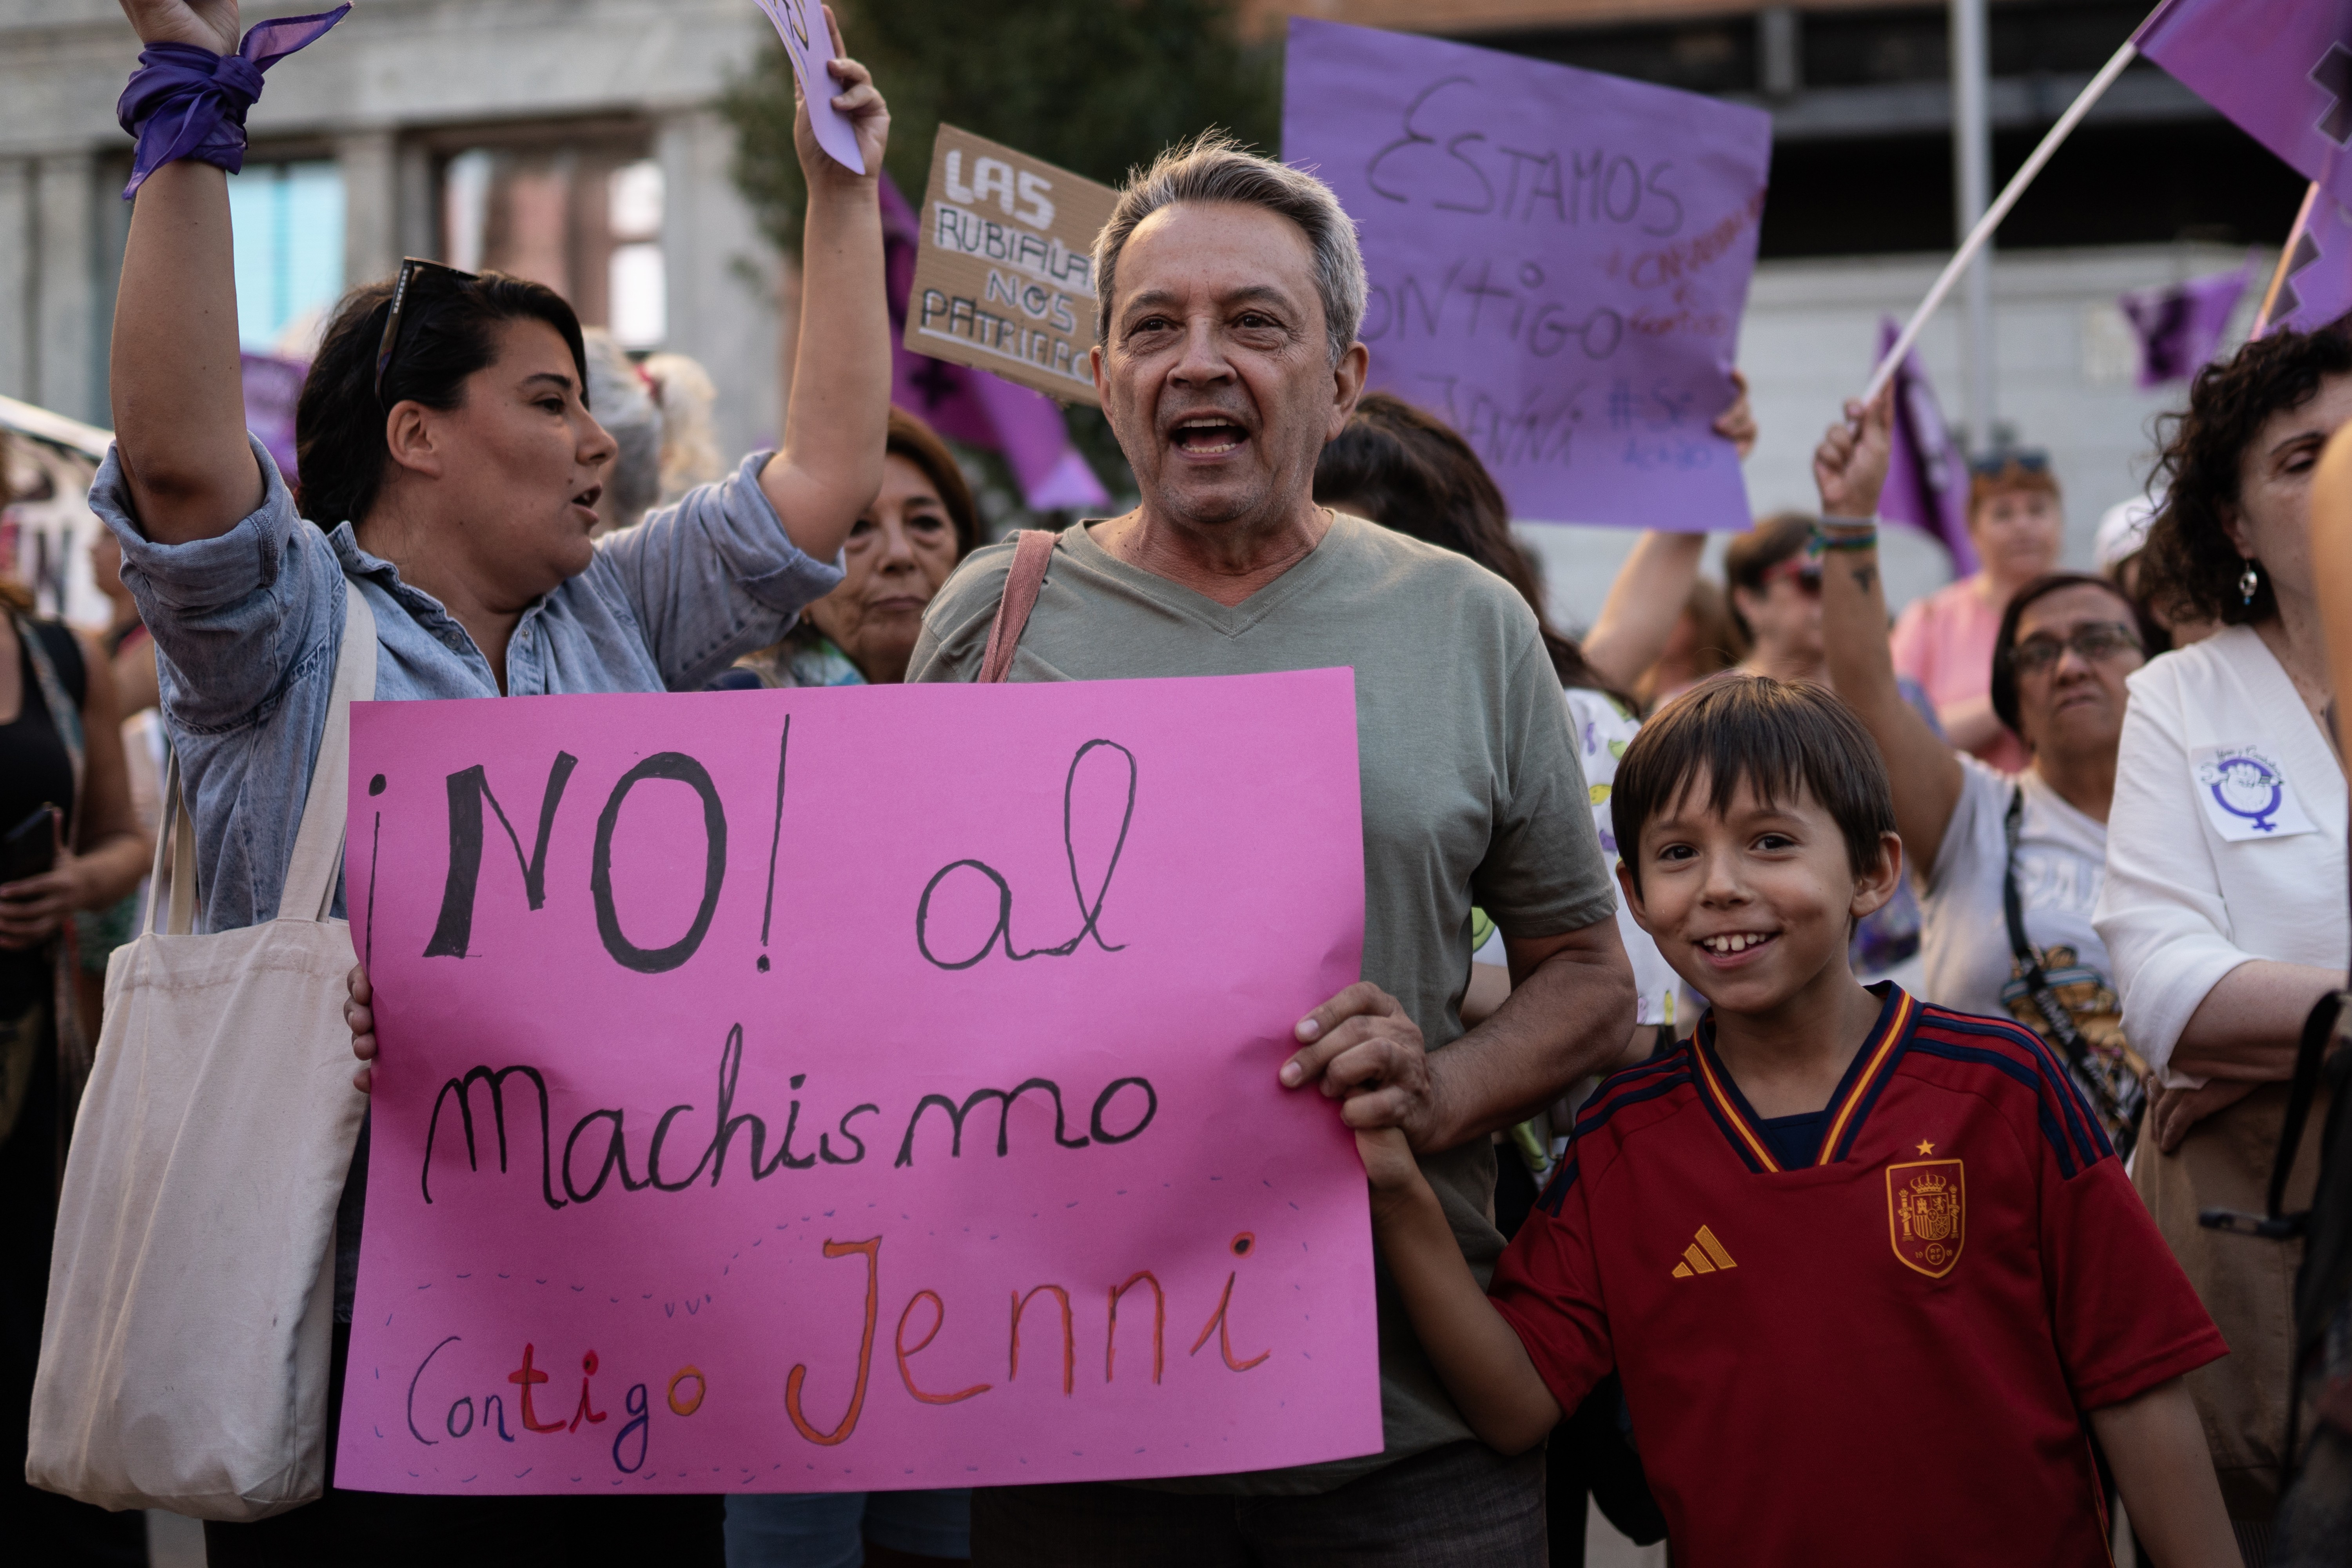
[0,805,56,886]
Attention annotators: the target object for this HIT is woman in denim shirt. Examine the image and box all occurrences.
[97,4,894,1561]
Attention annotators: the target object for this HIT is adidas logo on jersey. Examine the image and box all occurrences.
[1671,1225,1738,1278]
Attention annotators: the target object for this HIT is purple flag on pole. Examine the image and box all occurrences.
[1874,318,1977,575]
[2270,192,2352,333]
[1281,18,1770,530]
[2118,263,2252,385]
[879,176,1107,512]
[240,351,307,483]
[2133,0,2352,212]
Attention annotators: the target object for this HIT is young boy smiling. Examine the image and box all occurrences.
[1347,677,2238,1566]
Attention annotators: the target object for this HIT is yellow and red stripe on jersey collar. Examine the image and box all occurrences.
[1690,986,1921,1174]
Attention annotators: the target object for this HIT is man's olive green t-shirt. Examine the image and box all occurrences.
[906,514,1615,1493]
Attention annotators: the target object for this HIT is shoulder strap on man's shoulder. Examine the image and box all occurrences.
[978,529,1056,684]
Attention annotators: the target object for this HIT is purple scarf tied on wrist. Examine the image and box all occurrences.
[115,4,352,198]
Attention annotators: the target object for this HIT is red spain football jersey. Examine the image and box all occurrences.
[1490,985,2225,1568]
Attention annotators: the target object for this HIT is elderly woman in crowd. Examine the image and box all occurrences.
[1890,451,2065,772]
[106,2,893,1560]
[735,408,977,691]
[1814,393,2151,1152]
[2096,321,2352,1561]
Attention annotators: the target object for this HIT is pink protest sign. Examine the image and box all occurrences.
[335,671,1381,1496]
[754,0,865,174]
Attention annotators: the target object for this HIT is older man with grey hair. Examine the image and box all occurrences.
[908,133,1635,1564]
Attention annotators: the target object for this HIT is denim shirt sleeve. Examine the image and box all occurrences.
[589,450,846,690]
[86,435,337,739]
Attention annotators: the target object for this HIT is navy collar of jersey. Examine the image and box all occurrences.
[1689,982,1921,1174]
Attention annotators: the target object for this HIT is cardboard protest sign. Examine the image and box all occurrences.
[906,125,1119,405]
[1283,18,1771,530]
[334,672,1382,1495]
[753,0,864,174]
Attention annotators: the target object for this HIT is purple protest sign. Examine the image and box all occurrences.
[240,350,307,484]
[1282,18,1770,530]
[753,0,864,175]
[2134,0,2352,212]
[2119,263,2252,385]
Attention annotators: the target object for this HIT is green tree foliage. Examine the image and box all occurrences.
[722,0,1278,252]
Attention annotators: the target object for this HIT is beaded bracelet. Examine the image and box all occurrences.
[1808,518,1879,556]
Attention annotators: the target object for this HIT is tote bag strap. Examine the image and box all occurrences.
[978,530,1056,684]
[277,580,379,923]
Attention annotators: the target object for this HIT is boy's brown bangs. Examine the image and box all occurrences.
[1611,676,1895,895]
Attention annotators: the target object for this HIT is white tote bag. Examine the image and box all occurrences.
[28,583,376,1520]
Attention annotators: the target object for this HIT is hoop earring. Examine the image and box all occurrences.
[2239,558,2261,606]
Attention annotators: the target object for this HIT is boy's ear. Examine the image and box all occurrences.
[1616,861,1658,936]
[1849,829,1904,923]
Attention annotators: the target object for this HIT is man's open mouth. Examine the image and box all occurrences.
[572,484,603,511]
[1171,416,1247,457]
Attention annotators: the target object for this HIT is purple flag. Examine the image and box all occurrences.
[2118,263,2252,385]
[1281,18,1770,529]
[2268,191,2352,333]
[240,351,307,484]
[879,176,1107,512]
[2134,0,2352,212]
[1874,318,1977,576]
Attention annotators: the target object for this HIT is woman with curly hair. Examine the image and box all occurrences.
[2094,319,2352,1559]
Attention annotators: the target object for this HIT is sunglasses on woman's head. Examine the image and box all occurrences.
[1969,449,2051,478]
[2009,621,2141,676]
[374,256,482,407]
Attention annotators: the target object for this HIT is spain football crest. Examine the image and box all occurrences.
[1886,1159,1965,1278]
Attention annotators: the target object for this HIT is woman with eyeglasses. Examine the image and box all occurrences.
[1813,396,2152,1147]
[90,2,891,1561]
[2094,322,2352,1557]
[1889,450,2066,773]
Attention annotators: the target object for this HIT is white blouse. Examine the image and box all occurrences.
[2094,625,2348,1075]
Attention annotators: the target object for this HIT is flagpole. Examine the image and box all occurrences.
[2251,182,2321,339]
[1863,38,2141,404]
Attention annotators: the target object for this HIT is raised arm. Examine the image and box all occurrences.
[1813,393,1965,881]
[1580,531,1707,696]
[1579,372,1757,694]
[757,7,891,564]
[109,1,263,544]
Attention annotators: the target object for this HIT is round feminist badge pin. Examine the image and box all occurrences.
[2192,744,2318,842]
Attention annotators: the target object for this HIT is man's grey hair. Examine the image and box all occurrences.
[1092,132,1366,366]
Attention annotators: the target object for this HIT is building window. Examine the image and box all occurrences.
[225,160,345,351]
[436,130,662,347]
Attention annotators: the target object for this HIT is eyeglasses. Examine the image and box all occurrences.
[2009,621,2142,676]
[1760,557,1823,594]
[374,256,481,406]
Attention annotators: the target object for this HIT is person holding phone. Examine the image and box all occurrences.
[0,568,152,1564]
